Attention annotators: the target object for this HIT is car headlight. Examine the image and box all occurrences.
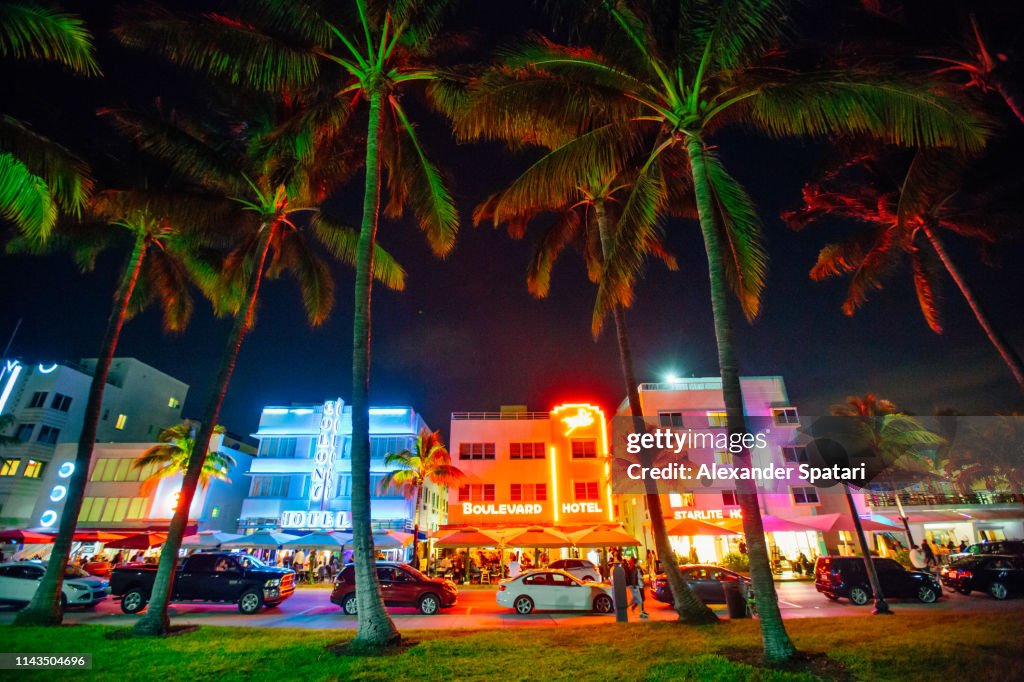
[265,578,281,588]
[67,583,88,591]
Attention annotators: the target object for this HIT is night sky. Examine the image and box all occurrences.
[2,1,1022,441]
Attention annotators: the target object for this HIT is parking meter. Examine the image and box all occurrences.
[612,563,628,623]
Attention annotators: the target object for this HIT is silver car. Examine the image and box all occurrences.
[546,559,601,582]
[0,561,110,609]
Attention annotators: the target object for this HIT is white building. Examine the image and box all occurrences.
[0,357,189,527]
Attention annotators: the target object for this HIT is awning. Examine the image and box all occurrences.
[796,513,900,533]
[221,531,298,548]
[665,518,736,537]
[567,525,641,547]
[434,527,502,548]
[718,515,814,534]
[280,531,351,550]
[502,526,572,548]
[0,530,54,544]
[105,532,168,549]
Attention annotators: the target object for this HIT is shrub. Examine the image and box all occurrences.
[721,552,750,572]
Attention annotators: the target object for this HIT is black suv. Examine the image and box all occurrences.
[814,556,942,605]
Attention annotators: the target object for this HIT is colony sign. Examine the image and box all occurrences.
[280,510,352,530]
[311,399,341,503]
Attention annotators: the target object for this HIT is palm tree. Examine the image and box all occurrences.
[379,429,463,562]
[829,394,945,613]
[13,190,209,626]
[453,0,986,662]
[133,421,236,496]
[939,413,1024,497]
[116,0,460,647]
[0,2,97,239]
[783,149,1024,391]
[470,141,714,623]
[97,103,406,638]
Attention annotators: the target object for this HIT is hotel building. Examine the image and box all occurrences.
[238,401,447,539]
[446,403,615,533]
[0,357,190,528]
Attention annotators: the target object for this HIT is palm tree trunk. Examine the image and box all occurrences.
[412,483,423,564]
[593,198,716,624]
[845,484,891,614]
[351,86,400,648]
[686,135,796,661]
[15,235,147,626]
[921,223,1024,391]
[133,226,273,636]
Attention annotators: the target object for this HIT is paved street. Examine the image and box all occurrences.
[1,581,1019,629]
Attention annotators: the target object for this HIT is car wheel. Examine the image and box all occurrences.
[238,590,263,614]
[419,593,441,615]
[341,593,358,615]
[917,586,939,604]
[593,594,613,614]
[513,595,534,614]
[120,588,148,614]
[824,593,840,601]
[582,575,596,582]
[990,581,1009,600]
[848,586,871,606]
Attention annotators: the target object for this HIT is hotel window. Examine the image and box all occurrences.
[28,391,48,408]
[115,414,127,430]
[510,483,547,502]
[791,486,820,505]
[707,411,728,427]
[14,423,35,441]
[23,460,44,479]
[36,425,60,445]
[782,446,809,463]
[250,476,289,497]
[457,484,495,502]
[168,397,180,409]
[80,497,99,522]
[259,437,298,458]
[370,436,414,459]
[573,481,600,501]
[772,407,800,426]
[722,490,739,506]
[112,458,133,482]
[50,393,72,412]
[659,412,684,427]
[510,442,545,460]
[570,440,597,459]
[0,459,21,476]
[459,442,496,460]
[669,493,695,507]
[713,450,733,465]
[336,475,352,498]
[126,497,147,519]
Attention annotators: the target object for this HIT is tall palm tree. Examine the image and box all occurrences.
[470,142,714,622]
[939,412,1024,497]
[829,394,944,613]
[133,421,236,496]
[0,2,97,239]
[97,103,406,638]
[116,0,460,646]
[13,189,210,626]
[453,0,986,662]
[783,149,1024,391]
[379,429,463,562]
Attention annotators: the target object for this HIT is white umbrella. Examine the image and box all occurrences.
[181,531,244,549]
[281,531,352,550]
[221,531,298,548]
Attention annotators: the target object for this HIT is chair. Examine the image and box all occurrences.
[480,569,490,584]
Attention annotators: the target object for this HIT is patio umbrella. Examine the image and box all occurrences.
[503,526,572,548]
[220,531,298,549]
[796,513,900,533]
[0,529,54,544]
[567,525,642,547]
[281,531,352,550]
[434,527,502,548]
[104,532,167,549]
[181,531,244,549]
[72,530,126,543]
[343,531,412,549]
[718,515,817,534]
[666,518,737,537]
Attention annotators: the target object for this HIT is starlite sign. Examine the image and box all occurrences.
[280,510,352,530]
[561,407,595,435]
[311,399,341,504]
[672,508,743,520]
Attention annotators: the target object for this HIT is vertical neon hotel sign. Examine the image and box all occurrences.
[311,399,340,506]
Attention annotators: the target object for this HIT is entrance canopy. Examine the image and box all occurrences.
[0,529,54,544]
[105,532,168,549]
[435,527,502,548]
[718,515,815,534]
[796,513,900,533]
[666,518,737,537]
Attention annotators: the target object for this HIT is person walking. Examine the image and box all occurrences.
[921,541,936,573]
[909,544,929,573]
[626,557,648,619]
[508,552,522,579]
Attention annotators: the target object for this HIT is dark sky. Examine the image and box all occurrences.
[2,0,1023,441]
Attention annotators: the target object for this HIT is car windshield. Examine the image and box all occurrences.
[236,555,265,569]
[402,564,427,581]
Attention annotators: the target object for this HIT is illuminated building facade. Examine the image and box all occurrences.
[446,403,615,530]
[239,402,447,538]
[0,357,189,528]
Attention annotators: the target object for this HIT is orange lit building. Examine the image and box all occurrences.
[446,403,616,535]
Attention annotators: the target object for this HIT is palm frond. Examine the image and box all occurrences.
[910,240,943,334]
[0,115,93,214]
[0,153,56,241]
[311,214,407,291]
[275,229,335,326]
[0,2,99,74]
[526,208,583,298]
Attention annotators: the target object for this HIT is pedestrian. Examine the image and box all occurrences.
[959,539,968,552]
[508,552,521,579]
[626,557,648,619]
[738,540,747,555]
[909,544,929,573]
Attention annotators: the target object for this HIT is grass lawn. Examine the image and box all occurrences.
[3,610,1021,681]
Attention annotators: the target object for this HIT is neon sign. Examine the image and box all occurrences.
[311,399,341,504]
[281,510,351,530]
[0,360,23,414]
[560,407,595,435]
[39,510,58,527]
[561,502,603,514]
[462,503,543,516]
[672,509,742,520]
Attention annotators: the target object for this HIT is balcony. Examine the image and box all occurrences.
[866,491,1024,508]
[451,411,550,421]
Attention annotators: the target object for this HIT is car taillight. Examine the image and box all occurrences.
[498,584,506,591]
[959,570,973,579]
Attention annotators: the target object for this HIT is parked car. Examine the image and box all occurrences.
[940,555,1023,599]
[110,552,295,614]
[331,562,458,615]
[497,569,614,614]
[0,561,109,610]
[547,559,601,582]
[652,564,749,604]
[814,556,942,605]
[950,540,1024,563]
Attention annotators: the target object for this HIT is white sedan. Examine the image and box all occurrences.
[497,569,614,614]
[0,561,110,610]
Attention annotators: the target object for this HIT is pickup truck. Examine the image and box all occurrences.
[110,552,295,614]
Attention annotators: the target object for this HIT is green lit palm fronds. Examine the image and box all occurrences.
[134,421,235,494]
[0,2,99,74]
[0,153,55,241]
[0,116,94,217]
[379,429,463,498]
